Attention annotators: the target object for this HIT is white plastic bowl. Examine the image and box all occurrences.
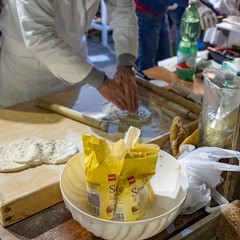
[60,150,188,240]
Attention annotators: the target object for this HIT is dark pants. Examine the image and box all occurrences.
[168,6,185,49]
[136,10,171,72]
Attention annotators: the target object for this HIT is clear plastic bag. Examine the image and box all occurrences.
[178,146,240,215]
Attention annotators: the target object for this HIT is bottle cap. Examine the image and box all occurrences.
[222,73,239,89]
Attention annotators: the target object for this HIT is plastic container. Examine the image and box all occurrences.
[176,0,200,81]
[199,68,240,149]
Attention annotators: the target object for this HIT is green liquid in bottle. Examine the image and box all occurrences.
[176,1,200,81]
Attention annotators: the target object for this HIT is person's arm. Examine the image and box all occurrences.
[104,0,138,66]
[100,0,138,112]
[197,0,218,30]
[219,0,240,16]
[15,0,105,88]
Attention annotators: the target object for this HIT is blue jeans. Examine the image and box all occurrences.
[168,6,185,49]
[136,11,171,72]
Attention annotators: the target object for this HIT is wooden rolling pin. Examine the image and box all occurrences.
[35,99,109,132]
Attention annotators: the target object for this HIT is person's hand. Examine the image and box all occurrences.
[167,3,178,11]
[98,69,138,113]
[114,66,138,113]
[98,76,127,111]
[197,2,218,30]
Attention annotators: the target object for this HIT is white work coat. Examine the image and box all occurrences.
[0,0,138,107]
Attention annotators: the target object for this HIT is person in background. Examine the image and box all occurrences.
[204,0,240,47]
[209,0,240,16]
[167,3,185,51]
[134,0,218,76]
[0,0,138,112]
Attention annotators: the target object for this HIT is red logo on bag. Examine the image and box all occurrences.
[127,176,136,185]
[108,174,116,181]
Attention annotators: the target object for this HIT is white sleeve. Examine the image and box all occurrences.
[15,0,93,84]
[104,0,138,59]
[219,0,240,15]
[209,0,240,16]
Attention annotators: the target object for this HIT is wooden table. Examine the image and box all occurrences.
[143,67,204,95]
[0,66,223,240]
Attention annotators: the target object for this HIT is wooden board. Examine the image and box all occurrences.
[0,100,122,226]
[0,165,63,226]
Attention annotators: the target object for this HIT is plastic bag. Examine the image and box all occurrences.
[178,146,240,215]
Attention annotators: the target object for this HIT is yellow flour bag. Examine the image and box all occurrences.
[114,142,159,221]
[83,135,126,220]
[83,126,159,221]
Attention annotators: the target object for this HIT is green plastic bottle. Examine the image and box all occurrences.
[176,0,200,81]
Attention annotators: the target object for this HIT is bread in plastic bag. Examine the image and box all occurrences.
[178,146,240,215]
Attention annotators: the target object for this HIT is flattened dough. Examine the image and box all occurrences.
[103,103,152,125]
[0,137,78,172]
[39,140,78,164]
[10,137,44,165]
[0,144,29,172]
